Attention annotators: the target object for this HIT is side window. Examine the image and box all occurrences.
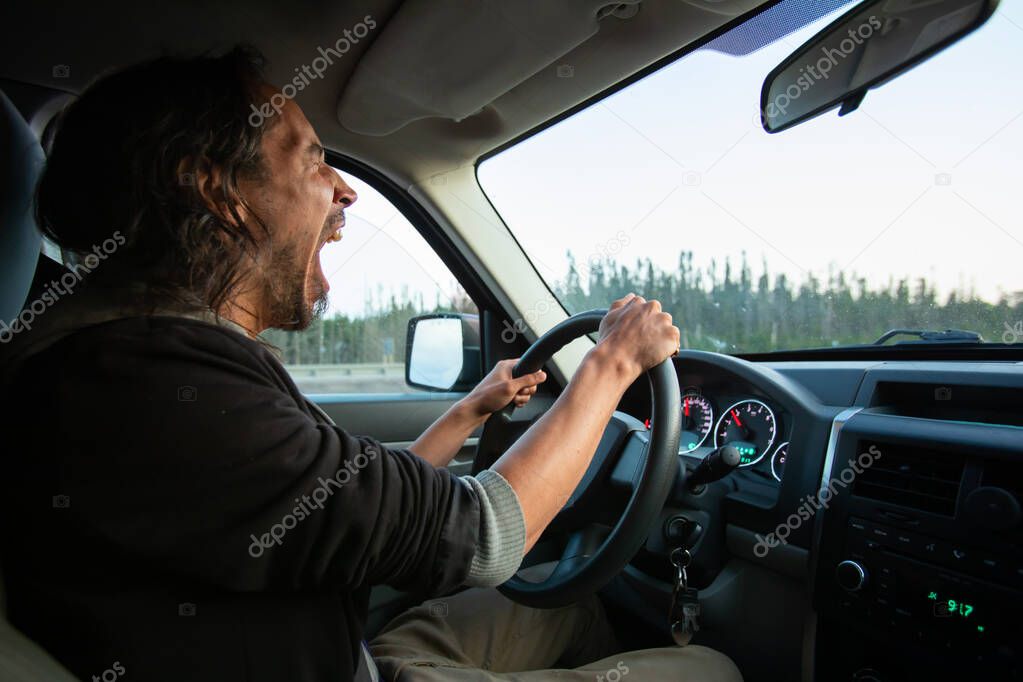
[261,170,478,395]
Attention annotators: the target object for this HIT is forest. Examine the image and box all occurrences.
[262,250,1023,365]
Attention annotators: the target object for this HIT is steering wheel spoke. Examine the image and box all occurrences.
[549,525,611,582]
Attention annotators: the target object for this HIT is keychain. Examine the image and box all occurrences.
[669,547,700,646]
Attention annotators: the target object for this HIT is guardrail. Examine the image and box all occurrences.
[285,362,404,378]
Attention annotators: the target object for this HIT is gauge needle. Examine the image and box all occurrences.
[684,397,690,417]
[730,409,743,427]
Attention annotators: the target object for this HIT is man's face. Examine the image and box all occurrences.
[239,84,357,331]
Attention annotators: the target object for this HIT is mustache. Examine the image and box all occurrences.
[320,207,346,242]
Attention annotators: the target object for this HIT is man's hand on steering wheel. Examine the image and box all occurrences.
[597,293,681,380]
[463,360,548,419]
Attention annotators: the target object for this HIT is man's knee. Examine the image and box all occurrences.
[603,645,743,682]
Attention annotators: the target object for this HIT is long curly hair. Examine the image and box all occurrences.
[35,45,274,314]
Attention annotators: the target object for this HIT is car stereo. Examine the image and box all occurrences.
[811,407,1023,681]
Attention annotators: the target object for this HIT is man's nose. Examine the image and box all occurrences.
[334,176,357,207]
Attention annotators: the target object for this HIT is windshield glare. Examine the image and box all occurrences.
[477,0,1023,352]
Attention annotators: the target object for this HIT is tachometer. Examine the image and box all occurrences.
[679,390,714,454]
[771,441,788,481]
[713,399,777,466]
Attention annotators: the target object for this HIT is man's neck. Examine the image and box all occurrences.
[218,295,265,339]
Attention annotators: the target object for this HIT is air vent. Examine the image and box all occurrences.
[982,460,1023,497]
[851,441,964,516]
[980,460,1023,541]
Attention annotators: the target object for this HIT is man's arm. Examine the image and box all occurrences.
[493,294,679,551]
[408,400,487,468]
[409,360,546,467]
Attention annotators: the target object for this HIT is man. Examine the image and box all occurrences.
[0,47,741,681]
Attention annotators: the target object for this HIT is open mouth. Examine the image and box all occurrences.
[323,226,343,245]
[314,216,345,295]
[322,207,346,246]
[321,216,345,247]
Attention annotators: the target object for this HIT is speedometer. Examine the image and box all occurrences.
[713,399,777,467]
[679,390,713,453]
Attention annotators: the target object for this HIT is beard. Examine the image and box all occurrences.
[261,240,329,331]
[259,207,342,331]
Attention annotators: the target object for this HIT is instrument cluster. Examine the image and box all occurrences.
[676,387,789,482]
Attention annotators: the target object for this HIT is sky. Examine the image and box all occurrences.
[479,0,1023,306]
[323,0,1023,318]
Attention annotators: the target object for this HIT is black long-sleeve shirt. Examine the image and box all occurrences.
[0,310,502,682]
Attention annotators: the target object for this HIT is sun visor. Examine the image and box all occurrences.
[338,0,642,136]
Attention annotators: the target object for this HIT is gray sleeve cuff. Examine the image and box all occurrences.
[460,469,526,587]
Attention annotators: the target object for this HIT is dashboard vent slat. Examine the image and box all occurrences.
[851,441,964,516]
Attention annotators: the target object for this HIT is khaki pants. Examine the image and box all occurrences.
[369,573,743,682]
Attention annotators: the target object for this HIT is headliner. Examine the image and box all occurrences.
[0,0,777,184]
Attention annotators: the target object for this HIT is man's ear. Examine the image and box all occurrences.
[178,157,251,232]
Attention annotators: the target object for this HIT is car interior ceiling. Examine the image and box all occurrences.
[2,1,1022,681]
[0,0,770,185]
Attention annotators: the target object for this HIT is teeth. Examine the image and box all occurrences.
[325,228,342,243]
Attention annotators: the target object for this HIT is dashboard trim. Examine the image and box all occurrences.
[725,524,808,579]
[809,406,862,592]
[805,405,861,682]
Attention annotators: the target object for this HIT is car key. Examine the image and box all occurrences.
[669,547,700,646]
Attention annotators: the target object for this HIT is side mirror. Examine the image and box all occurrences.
[761,0,998,133]
[405,313,482,392]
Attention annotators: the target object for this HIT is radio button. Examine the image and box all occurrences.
[893,532,916,550]
[949,546,969,563]
[918,538,943,561]
[889,609,913,637]
[977,554,1001,580]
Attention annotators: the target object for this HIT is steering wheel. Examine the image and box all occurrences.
[478,309,681,609]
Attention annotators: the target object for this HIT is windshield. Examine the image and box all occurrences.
[478,0,1023,352]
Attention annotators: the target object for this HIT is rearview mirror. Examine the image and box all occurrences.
[761,0,998,133]
[405,313,482,392]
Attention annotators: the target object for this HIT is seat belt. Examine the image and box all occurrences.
[354,641,380,682]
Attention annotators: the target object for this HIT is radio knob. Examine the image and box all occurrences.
[965,486,1021,531]
[836,560,868,592]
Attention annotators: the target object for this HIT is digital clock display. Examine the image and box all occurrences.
[925,591,985,632]
[929,593,974,618]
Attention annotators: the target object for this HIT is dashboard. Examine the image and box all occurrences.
[609,351,1023,682]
